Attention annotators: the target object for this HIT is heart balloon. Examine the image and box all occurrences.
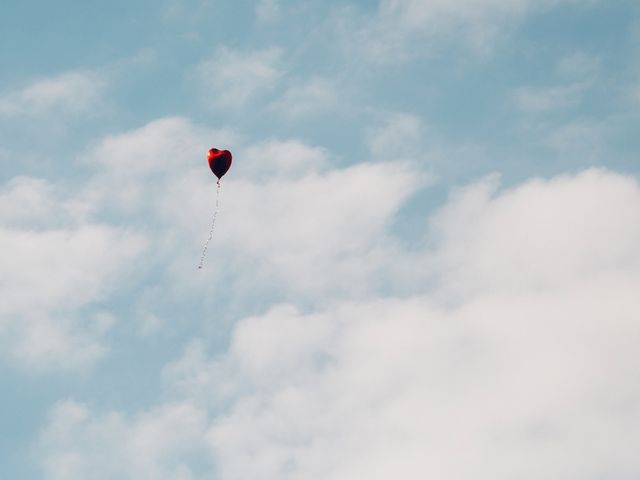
[207,148,232,180]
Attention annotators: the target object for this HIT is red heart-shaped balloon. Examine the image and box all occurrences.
[207,148,232,180]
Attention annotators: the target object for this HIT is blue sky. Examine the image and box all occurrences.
[2,1,640,478]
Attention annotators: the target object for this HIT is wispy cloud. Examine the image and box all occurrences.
[195,47,283,108]
[272,77,338,118]
[239,139,329,179]
[512,52,600,113]
[555,52,601,79]
[340,0,587,63]
[543,119,607,156]
[365,112,427,158]
[0,71,106,117]
[256,0,280,21]
[512,83,587,112]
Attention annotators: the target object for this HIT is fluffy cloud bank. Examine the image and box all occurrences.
[39,168,640,479]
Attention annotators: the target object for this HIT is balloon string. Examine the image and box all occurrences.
[198,181,221,269]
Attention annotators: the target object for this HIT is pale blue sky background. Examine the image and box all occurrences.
[2,1,640,478]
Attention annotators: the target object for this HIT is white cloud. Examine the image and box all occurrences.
[0,223,145,370]
[0,225,143,318]
[180,168,640,480]
[0,176,145,370]
[195,47,283,108]
[40,400,209,480]
[0,176,57,225]
[39,168,640,479]
[0,71,106,117]
[430,168,640,296]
